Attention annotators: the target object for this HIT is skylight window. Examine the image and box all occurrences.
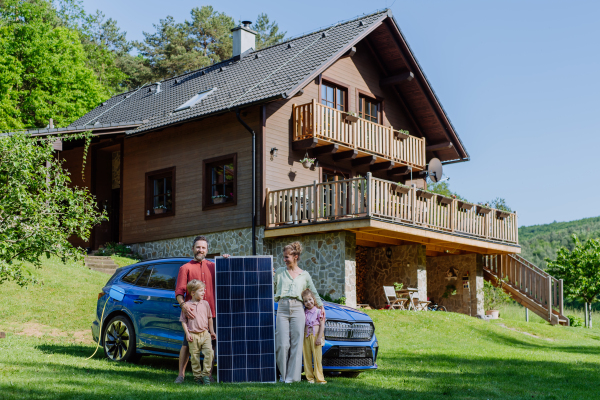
[174,88,216,112]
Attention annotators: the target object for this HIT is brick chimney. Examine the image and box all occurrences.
[231,21,256,58]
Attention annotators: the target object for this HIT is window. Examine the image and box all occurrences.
[359,96,380,123]
[135,267,152,287]
[203,154,237,209]
[146,264,181,290]
[321,82,346,111]
[121,266,146,284]
[145,167,175,219]
[174,88,217,112]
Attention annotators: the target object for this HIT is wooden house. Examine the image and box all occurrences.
[33,10,567,324]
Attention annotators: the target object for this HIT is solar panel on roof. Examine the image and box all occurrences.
[215,256,276,383]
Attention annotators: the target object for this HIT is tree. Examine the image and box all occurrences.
[252,13,286,49]
[0,132,105,287]
[0,0,109,130]
[546,235,600,328]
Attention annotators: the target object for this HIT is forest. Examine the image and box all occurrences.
[0,0,285,131]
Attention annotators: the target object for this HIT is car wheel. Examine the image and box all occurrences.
[103,315,137,362]
[341,371,361,378]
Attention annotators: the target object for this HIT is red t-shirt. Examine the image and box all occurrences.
[175,259,216,317]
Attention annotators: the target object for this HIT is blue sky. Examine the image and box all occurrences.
[80,0,600,227]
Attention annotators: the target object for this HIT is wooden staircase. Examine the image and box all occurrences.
[84,256,118,275]
[483,254,569,326]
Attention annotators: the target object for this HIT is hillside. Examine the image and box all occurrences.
[1,258,600,399]
[519,215,600,269]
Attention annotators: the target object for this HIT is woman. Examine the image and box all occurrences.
[274,241,325,383]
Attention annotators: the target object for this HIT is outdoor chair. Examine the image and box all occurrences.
[412,297,431,311]
[383,286,408,310]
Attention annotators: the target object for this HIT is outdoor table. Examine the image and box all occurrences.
[396,288,419,311]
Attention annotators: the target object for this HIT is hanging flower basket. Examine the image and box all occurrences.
[299,156,316,169]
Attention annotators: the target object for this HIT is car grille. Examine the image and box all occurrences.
[324,321,374,341]
[322,357,374,367]
[322,346,374,367]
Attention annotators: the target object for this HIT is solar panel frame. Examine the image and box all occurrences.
[215,256,276,383]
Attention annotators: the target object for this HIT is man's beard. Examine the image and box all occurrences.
[194,253,205,262]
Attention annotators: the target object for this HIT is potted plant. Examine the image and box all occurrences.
[393,282,404,292]
[442,284,457,298]
[394,129,410,140]
[483,279,512,319]
[153,205,167,214]
[343,111,359,123]
[299,156,316,169]
[212,195,228,204]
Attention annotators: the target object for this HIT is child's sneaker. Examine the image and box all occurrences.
[202,376,211,385]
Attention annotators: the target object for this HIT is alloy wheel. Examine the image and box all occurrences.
[104,320,130,361]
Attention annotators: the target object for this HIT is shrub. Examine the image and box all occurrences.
[96,242,140,260]
[567,315,584,327]
[319,293,346,305]
[483,280,512,310]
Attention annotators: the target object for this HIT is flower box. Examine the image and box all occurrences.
[212,197,227,204]
[457,201,474,210]
[390,183,411,194]
[437,195,453,205]
[153,208,165,215]
[476,205,492,215]
[416,189,435,200]
[496,210,511,219]
[394,131,410,141]
[343,113,359,123]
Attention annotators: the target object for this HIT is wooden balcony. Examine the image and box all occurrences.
[293,100,427,170]
[265,174,519,254]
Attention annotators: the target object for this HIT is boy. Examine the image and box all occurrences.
[180,279,217,385]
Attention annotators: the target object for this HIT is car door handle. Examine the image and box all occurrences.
[134,300,144,304]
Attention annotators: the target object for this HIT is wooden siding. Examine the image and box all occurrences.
[122,109,260,244]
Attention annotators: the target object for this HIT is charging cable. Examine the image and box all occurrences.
[86,296,110,360]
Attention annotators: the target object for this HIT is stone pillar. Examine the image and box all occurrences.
[264,231,356,307]
[474,255,485,316]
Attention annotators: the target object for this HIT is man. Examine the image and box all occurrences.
[174,235,229,383]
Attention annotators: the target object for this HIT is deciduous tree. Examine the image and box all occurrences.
[0,132,105,287]
[546,235,600,328]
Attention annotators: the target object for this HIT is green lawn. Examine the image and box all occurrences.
[1,258,600,399]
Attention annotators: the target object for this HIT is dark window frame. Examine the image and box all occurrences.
[145,167,176,220]
[319,76,349,112]
[356,89,385,125]
[202,153,237,211]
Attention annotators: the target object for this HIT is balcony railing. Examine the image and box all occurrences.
[266,174,518,245]
[293,100,427,170]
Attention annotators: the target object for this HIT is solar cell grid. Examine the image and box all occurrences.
[216,256,276,383]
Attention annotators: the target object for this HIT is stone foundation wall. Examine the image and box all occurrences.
[264,231,356,307]
[359,244,427,309]
[427,254,484,316]
[129,226,265,259]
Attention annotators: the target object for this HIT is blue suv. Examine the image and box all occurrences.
[91,258,378,377]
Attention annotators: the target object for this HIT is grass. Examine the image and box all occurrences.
[2,259,600,399]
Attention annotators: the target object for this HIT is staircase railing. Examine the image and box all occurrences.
[484,254,566,324]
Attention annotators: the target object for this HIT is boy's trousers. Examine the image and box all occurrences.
[188,331,213,379]
[302,333,327,383]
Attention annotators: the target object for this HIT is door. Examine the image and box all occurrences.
[133,263,184,353]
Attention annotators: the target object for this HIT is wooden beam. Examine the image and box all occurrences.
[351,155,376,167]
[332,149,358,162]
[380,71,414,87]
[292,138,318,151]
[312,144,338,156]
[370,161,394,172]
[387,166,412,177]
[341,46,356,58]
[426,142,454,152]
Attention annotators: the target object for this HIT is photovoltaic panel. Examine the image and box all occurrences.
[215,256,276,383]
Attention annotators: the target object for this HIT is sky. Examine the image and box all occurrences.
[80,0,600,227]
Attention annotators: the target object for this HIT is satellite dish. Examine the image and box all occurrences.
[427,158,443,183]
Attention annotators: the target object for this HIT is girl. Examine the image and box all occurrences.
[302,288,327,384]
[274,241,325,383]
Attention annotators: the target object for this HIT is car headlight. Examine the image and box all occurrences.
[324,321,374,341]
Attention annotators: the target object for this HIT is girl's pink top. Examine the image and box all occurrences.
[305,306,324,337]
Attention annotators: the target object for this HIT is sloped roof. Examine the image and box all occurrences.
[70,10,390,135]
